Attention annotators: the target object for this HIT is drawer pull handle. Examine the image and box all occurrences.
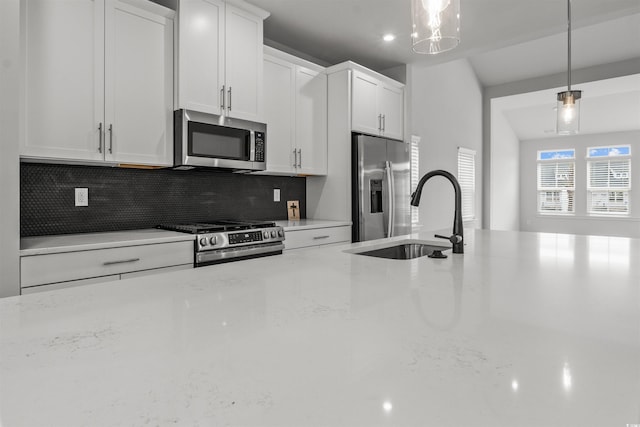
[313,235,330,240]
[103,258,140,266]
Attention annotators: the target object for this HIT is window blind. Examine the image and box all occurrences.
[537,158,575,214]
[410,136,420,225]
[457,147,475,221]
[587,157,631,214]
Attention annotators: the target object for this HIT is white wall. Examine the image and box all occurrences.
[0,0,20,297]
[520,130,640,238]
[407,59,483,231]
[483,58,640,231]
[489,100,520,231]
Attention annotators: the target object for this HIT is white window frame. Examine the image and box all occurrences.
[410,136,420,225]
[586,145,631,216]
[457,147,476,222]
[537,149,575,215]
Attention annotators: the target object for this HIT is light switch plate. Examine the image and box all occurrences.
[75,188,88,207]
[273,188,281,202]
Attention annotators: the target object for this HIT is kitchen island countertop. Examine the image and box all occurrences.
[2,229,639,426]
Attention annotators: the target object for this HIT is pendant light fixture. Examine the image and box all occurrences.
[557,0,582,135]
[411,0,460,54]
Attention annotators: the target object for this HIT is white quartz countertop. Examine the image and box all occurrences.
[274,218,351,231]
[20,229,196,256]
[2,229,639,426]
[20,221,348,256]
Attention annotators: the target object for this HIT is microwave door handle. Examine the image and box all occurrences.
[249,131,255,162]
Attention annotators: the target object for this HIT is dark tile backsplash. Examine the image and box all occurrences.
[20,163,306,237]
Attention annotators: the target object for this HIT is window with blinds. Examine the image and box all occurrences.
[457,147,476,221]
[537,149,575,214]
[410,136,420,225]
[587,145,631,215]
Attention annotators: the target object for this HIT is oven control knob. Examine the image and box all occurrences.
[270,230,277,238]
[209,236,217,245]
[199,237,208,247]
[263,231,269,239]
[278,229,284,237]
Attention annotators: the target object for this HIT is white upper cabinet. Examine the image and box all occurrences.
[263,54,296,173]
[351,68,404,140]
[351,71,380,137]
[20,0,175,166]
[20,0,105,162]
[295,66,327,175]
[378,83,404,140]
[263,47,327,176]
[177,0,268,122]
[176,0,224,116]
[106,1,175,165]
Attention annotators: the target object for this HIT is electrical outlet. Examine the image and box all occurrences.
[75,188,88,207]
[273,188,281,202]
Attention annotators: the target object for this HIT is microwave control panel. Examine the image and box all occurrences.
[254,132,265,162]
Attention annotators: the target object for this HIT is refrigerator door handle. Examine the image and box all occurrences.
[385,161,395,237]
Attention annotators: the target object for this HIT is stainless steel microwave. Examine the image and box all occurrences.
[174,109,266,171]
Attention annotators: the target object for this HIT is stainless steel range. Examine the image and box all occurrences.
[158,220,284,267]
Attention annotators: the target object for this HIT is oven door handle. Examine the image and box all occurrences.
[196,242,285,265]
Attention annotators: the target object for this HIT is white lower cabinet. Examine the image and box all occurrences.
[20,241,193,294]
[284,226,350,250]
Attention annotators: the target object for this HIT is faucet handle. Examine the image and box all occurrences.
[435,234,463,245]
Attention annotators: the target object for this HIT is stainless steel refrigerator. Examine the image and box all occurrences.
[352,134,412,242]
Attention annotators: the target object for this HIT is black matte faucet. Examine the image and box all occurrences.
[410,170,464,254]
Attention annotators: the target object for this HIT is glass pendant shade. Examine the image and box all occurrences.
[556,0,582,135]
[411,0,460,54]
[556,90,582,135]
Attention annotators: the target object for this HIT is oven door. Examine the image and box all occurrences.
[195,242,284,267]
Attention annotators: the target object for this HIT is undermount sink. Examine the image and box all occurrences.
[353,241,450,260]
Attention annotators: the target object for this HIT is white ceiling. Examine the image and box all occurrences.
[244,0,640,140]
[495,74,640,141]
[245,0,640,86]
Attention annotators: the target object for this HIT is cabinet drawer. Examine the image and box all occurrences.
[21,241,193,288]
[284,226,351,250]
[21,275,120,295]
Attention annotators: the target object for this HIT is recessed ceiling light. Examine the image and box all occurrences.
[383,34,395,42]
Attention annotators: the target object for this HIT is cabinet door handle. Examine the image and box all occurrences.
[297,148,302,168]
[108,124,113,154]
[98,123,103,153]
[103,258,140,266]
[292,149,297,168]
[228,86,232,111]
[382,114,386,132]
[378,114,382,131]
[220,85,225,111]
[313,235,330,240]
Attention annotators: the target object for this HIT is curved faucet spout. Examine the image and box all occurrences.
[410,170,464,254]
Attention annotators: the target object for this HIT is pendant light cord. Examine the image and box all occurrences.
[567,0,572,91]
